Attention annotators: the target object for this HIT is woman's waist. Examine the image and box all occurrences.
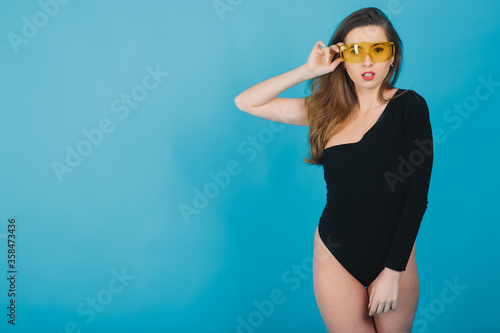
[321,198,403,224]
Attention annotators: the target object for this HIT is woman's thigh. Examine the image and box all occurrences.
[312,226,377,333]
[369,241,420,333]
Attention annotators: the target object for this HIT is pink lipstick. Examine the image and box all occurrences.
[362,71,375,80]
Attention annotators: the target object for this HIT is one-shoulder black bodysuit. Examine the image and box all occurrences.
[318,88,434,288]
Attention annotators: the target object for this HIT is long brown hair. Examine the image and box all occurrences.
[303,7,410,165]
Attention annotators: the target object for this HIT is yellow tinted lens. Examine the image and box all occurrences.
[344,44,365,63]
[342,42,394,63]
[370,43,393,62]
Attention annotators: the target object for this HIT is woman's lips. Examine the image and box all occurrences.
[362,71,375,80]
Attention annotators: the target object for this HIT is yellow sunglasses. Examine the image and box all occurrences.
[339,41,395,63]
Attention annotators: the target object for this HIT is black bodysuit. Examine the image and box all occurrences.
[318,88,434,288]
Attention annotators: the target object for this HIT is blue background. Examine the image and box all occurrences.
[1,0,499,332]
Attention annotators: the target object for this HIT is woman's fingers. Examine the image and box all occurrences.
[383,302,391,313]
[331,42,344,50]
[320,41,345,56]
[324,45,330,63]
[308,41,346,75]
[369,302,381,316]
[327,42,344,62]
[315,41,326,54]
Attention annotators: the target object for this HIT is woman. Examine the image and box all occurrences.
[234,7,433,333]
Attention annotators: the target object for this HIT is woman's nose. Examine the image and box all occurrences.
[363,53,373,64]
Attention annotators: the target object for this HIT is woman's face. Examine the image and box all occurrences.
[343,25,394,89]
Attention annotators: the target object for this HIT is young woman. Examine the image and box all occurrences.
[234,7,433,333]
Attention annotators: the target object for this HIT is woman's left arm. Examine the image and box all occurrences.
[368,93,434,316]
[384,93,434,272]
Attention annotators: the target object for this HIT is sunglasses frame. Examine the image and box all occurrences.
[339,41,395,63]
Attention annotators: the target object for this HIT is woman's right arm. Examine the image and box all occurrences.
[234,64,314,126]
[234,41,345,127]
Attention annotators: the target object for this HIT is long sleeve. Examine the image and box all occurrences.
[384,93,434,272]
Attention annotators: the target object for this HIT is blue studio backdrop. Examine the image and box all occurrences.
[1,1,499,332]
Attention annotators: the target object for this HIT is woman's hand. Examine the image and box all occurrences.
[304,41,345,77]
[368,267,402,316]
